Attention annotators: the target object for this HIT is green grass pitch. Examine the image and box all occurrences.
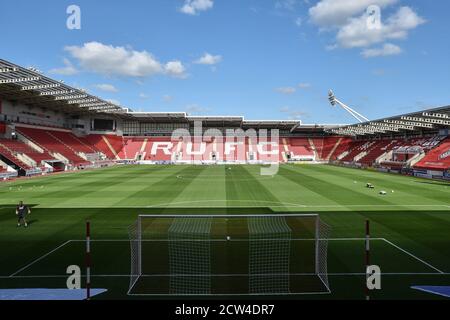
[1,164,449,299]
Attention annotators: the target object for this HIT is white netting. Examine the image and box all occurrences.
[128,219,140,292]
[168,218,212,294]
[248,217,292,294]
[317,218,331,291]
[128,214,331,296]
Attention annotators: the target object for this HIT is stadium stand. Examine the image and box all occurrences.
[51,131,98,154]
[119,137,147,160]
[85,134,123,160]
[0,59,449,180]
[0,138,55,166]
[287,138,315,161]
[358,139,398,166]
[144,137,174,162]
[414,137,450,170]
[15,126,88,165]
[326,137,352,161]
[0,140,31,169]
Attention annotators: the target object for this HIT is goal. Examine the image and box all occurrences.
[128,214,331,296]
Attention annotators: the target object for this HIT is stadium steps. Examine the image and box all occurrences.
[358,140,396,165]
[408,152,427,168]
[51,131,98,154]
[84,135,118,160]
[0,138,56,166]
[16,127,88,165]
[46,131,79,155]
[102,135,121,160]
[0,141,31,169]
[325,137,343,161]
[307,138,318,160]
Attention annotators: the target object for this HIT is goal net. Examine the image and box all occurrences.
[128,214,331,296]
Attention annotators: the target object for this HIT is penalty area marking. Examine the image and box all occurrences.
[9,240,71,277]
[7,238,445,278]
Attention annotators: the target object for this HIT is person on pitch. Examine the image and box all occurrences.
[16,201,31,228]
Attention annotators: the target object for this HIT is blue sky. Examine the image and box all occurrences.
[0,0,449,124]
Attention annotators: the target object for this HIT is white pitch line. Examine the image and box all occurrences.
[382,238,445,274]
[32,203,450,209]
[2,272,450,279]
[67,237,386,242]
[9,240,71,277]
[411,286,450,298]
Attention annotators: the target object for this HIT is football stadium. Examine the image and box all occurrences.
[0,1,449,305]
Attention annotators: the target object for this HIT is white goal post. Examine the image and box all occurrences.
[128,214,331,296]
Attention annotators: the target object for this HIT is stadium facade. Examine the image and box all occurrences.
[1,58,449,180]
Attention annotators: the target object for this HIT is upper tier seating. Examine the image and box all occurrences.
[359,140,399,165]
[16,127,88,165]
[339,140,372,162]
[50,131,98,154]
[327,137,352,161]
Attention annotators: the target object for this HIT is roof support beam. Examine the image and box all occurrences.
[422,112,449,119]
[0,67,18,73]
[401,116,450,126]
[0,76,40,84]
[54,94,88,101]
[68,98,98,105]
[39,90,74,96]
[21,84,61,91]
[79,103,109,108]
[384,119,434,128]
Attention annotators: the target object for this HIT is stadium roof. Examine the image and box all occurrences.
[0,59,340,131]
[0,59,129,115]
[126,112,308,130]
[7,58,447,136]
[327,105,450,136]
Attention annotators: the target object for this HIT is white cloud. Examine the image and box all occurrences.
[180,0,213,15]
[298,82,311,89]
[186,104,211,115]
[295,17,303,27]
[49,58,78,76]
[361,43,402,58]
[194,53,222,65]
[336,7,425,49]
[372,68,386,76]
[309,0,398,28]
[276,87,297,95]
[308,1,425,57]
[94,83,118,92]
[163,95,173,102]
[139,93,149,99]
[65,42,166,77]
[280,107,309,120]
[275,0,298,11]
[164,60,188,78]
